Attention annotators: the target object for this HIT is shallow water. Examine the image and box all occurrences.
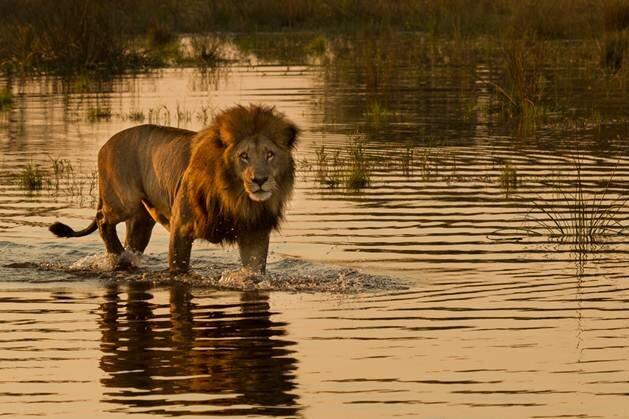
[1,37,628,417]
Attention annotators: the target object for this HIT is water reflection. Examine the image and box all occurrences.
[99,282,300,416]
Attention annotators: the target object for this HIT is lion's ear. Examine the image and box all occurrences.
[285,123,299,149]
[218,125,235,146]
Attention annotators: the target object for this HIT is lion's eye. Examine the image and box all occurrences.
[266,151,274,160]
[239,152,248,162]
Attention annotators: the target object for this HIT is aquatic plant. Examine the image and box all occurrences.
[601,31,628,74]
[147,21,174,49]
[0,87,11,110]
[189,35,225,66]
[493,39,547,122]
[603,0,629,32]
[0,0,132,74]
[148,105,171,125]
[401,145,414,177]
[127,110,146,122]
[305,35,328,56]
[314,144,342,188]
[87,106,112,122]
[19,163,44,191]
[312,141,371,190]
[499,161,518,194]
[526,158,626,246]
[345,140,370,190]
[46,157,98,207]
[196,105,212,125]
[49,157,72,191]
[366,101,393,127]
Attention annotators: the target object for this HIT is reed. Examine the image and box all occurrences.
[87,106,112,122]
[0,87,11,110]
[493,39,547,121]
[18,163,44,190]
[601,30,628,74]
[367,100,393,127]
[304,34,328,56]
[314,144,342,188]
[345,140,370,190]
[499,161,518,195]
[127,110,146,122]
[526,158,626,246]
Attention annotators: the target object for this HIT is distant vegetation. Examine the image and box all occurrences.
[0,87,11,110]
[1,0,629,74]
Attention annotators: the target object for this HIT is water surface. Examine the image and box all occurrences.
[0,37,628,418]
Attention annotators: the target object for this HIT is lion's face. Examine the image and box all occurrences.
[229,135,290,202]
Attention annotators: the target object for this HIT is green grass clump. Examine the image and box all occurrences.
[147,21,174,49]
[0,88,11,110]
[401,146,414,176]
[19,163,45,190]
[366,101,393,127]
[314,144,342,187]
[127,110,146,122]
[305,35,328,56]
[87,106,112,122]
[499,162,518,194]
[601,31,628,74]
[494,40,546,121]
[345,140,370,190]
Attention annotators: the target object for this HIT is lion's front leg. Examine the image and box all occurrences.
[168,199,194,273]
[237,228,270,274]
[168,227,193,273]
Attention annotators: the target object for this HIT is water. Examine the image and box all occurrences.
[1,36,628,417]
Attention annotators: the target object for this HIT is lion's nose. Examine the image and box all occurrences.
[252,176,268,187]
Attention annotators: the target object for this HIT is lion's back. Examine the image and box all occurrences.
[98,125,196,213]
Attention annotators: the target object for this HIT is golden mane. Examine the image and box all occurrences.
[185,105,298,244]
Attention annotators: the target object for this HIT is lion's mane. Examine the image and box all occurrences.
[184,105,298,244]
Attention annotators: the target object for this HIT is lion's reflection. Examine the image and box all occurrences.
[99,282,299,416]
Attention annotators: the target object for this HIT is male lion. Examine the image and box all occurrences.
[49,104,299,273]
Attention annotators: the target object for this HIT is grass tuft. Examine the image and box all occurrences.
[314,144,342,188]
[525,157,627,248]
[19,163,45,190]
[345,140,370,190]
[601,31,628,74]
[87,106,112,122]
[366,101,393,127]
[305,34,328,56]
[499,161,518,195]
[0,87,11,110]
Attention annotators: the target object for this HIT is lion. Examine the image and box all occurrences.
[49,104,299,273]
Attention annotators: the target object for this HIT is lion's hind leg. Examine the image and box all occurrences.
[125,206,156,254]
[97,201,130,270]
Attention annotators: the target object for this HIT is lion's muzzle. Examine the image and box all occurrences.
[245,175,275,202]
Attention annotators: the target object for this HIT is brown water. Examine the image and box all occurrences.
[1,37,628,418]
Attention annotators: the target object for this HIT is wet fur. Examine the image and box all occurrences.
[49,104,298,272]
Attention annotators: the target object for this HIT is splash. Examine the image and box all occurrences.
[69,250,142,271]
[129,258,406,292]
[26,252,407,292]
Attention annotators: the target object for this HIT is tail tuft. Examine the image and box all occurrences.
[49,222,75,237]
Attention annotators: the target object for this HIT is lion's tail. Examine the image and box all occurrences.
[49,219,98,238]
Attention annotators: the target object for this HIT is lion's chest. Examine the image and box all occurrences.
[203,214,238,244]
